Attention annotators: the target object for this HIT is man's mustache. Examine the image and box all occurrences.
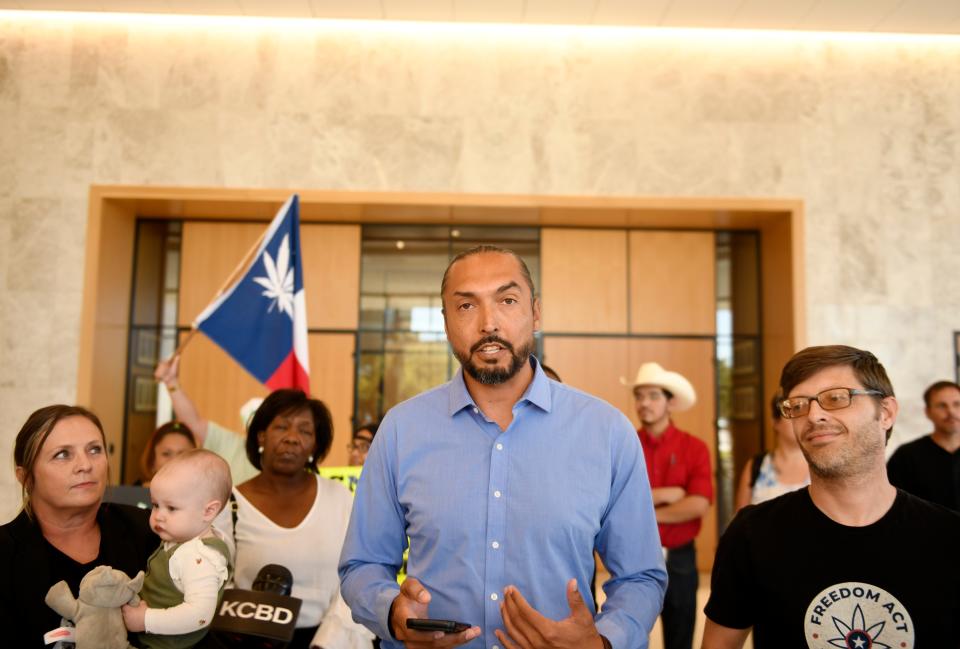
[471,336,514,355]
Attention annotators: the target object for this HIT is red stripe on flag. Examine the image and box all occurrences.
[265,351,311,394]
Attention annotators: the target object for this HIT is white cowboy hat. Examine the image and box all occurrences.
[620,362,697,412]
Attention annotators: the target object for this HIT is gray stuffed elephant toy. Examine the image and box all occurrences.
[45,565,145,649]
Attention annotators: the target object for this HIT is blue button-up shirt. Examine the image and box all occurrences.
[339,359,666,649]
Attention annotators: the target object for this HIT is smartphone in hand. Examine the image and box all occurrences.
[406,618,472,634]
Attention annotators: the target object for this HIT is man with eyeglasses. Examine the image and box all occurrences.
[702,345,960,649]
[887,380,960,511]
[348,423,378,467]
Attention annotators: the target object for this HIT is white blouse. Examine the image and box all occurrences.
[215,475,373,649]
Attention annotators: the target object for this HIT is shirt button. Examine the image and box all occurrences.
[490,593,499,601]
[496,443,503,450]
[493,646,500,649]
[491,541,500,549]
[473,407,479,413]
[493,490,501,498]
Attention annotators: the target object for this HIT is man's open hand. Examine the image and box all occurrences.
[389,577,481,648]
[496,579,606,649]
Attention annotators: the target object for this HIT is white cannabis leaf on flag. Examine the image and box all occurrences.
[252,234,295,318]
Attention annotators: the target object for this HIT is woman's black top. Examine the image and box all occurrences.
[0,503,159,648]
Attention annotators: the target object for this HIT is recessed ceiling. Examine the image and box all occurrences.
[2,0,960,35]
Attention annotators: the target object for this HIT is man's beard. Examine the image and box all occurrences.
[455,335,535,385]
[798,419,885,480]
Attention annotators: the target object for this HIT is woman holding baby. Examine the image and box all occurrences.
[0,405,159,648]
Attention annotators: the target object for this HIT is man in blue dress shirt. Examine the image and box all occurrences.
[339,245,666,649]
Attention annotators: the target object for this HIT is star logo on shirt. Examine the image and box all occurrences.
[826,606,887,648]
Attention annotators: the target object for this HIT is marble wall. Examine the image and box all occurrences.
[1,16,958,518]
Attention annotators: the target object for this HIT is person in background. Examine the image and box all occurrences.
[347,423,378,467]
[626,361,712,649]
[0,405,159,648]
[887,380,960,510]
[340,245,665,649]
[703,345,960,648]
[138,421,197,486]
[215,389,372,649]
[154,356,259,484]
[540,364,562,382]
[734,391,809,510]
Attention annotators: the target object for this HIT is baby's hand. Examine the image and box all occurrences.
[122,599,148,632]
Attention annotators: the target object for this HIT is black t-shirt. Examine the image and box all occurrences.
[887,435,960,511]
[705,488,960,647]
[0,504,158,649]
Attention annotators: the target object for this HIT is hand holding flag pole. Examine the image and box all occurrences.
[162,195,311,393]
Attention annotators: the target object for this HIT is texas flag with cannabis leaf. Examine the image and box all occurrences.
[194,194,310,393]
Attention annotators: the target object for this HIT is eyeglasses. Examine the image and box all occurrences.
[346,440,372,453]
[779,388,884,419]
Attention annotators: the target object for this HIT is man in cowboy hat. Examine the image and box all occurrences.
[626,362,712,649]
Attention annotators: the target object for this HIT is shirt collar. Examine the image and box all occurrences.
[639,421,679,447]
[447,356,553,417]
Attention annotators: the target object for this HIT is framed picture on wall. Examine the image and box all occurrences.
[733,340,756,375]
[732,385,757,420]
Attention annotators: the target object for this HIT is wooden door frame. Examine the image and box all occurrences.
[78,184,805,483]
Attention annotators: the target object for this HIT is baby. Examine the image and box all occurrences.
[122,448,232,649]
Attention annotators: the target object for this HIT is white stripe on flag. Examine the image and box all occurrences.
[293,289,310,374]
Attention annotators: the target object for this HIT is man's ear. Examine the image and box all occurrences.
[532,297,542,333]
[879,396,898,433]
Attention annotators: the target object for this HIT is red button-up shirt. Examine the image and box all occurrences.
[638,422,713,549]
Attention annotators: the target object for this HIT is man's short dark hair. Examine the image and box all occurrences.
[924,380,960,407]
[354,421,379,440]
[439,245,536,309]
[780,345,895,439]
[246,389,334,471]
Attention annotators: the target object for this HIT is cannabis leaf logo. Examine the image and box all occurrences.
[827,604,890,649]
[252,234,294,319]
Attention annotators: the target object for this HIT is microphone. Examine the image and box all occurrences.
[208,564,303,648]
[253,565,293,596]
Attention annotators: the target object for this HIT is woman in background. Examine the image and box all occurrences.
[138,421,197,486]
[735,392,810,510]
